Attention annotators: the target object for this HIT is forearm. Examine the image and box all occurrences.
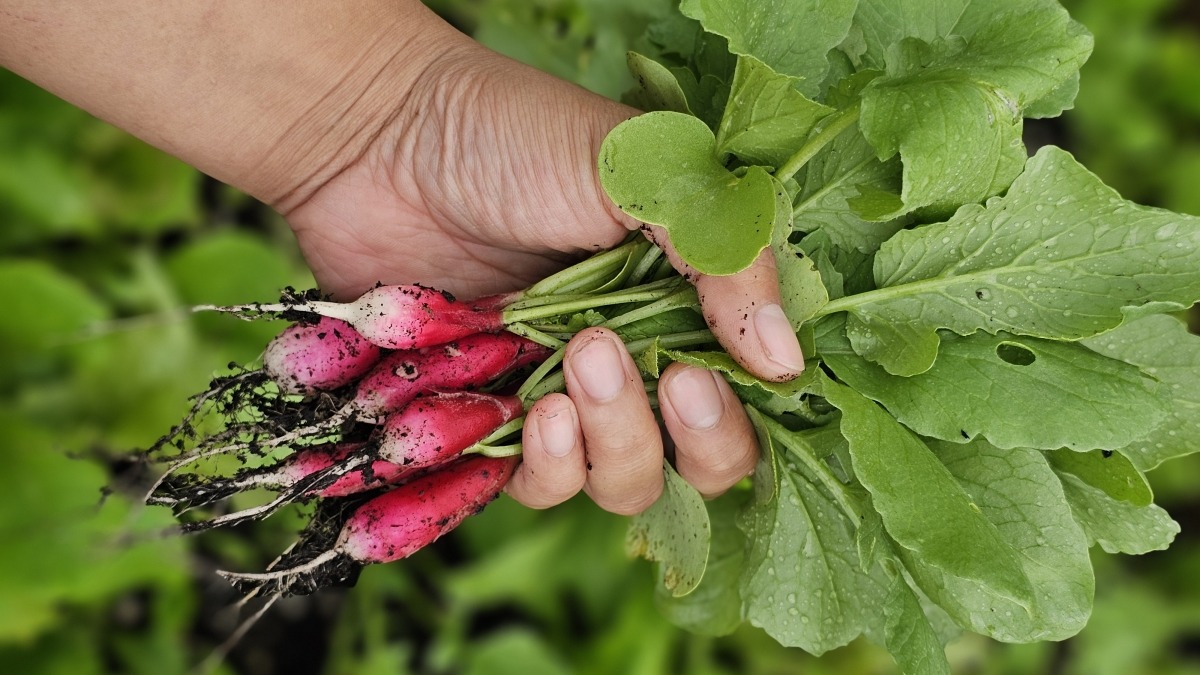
[0,0,459,210]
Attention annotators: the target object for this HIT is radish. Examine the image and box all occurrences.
[154,393,525,528]
[197,285,511,350]
[219,454,519,596]
[350,332,549,418]
[146,333,547,501]
[241,331,548,456]
[147,318,380,455]
[264,317,384,394]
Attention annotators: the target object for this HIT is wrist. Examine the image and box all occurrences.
[248,4,470,212]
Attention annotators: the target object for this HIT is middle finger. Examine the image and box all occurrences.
[562,327,664,515]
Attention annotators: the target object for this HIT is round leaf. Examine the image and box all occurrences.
[598,111,778,275]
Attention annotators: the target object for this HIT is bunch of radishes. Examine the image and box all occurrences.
[143,238,712,597]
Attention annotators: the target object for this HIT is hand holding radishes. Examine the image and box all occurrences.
[3,0,791,520]
[144,248,778,595]
[277,24,804,514]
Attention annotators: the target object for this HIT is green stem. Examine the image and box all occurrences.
[523,237,643,297]
[480,416,525,445]
[811,275,946,319]
[759,414,862,522]
[504,322,565,349]
[775,103,862,185]
[602,287,700,331]
[649,255,678,281]
[502,278,684,325]
[523,329,716,400]
[504,292,594,311]
[517,349,567,402]
[470,380,651,456]
[559,239,654,295]
[626,241,664,287]
[472,443,524,458]
[626,329,716,358]
[465,417,527,457]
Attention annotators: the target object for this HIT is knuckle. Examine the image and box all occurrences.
[597,482,663,516]
[675,432,758,493]
[507,469,582,510]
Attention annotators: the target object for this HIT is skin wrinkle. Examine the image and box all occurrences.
[383,45,631,281]
[273,25,453,216]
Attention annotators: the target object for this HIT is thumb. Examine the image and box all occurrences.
[639,224,805,382]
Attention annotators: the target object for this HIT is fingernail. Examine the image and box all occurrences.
[754,304,805,375]
[669,368,725,431]
[538,409,577,458]
[573,336,627,402]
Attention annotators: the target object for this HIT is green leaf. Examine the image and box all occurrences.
[825,147,1200,362]
[663,349,819,411]
[635,335,664,378]
[672,69,733,130]
[0,145,100,241]
[598,111,779,275]
[797,228,877,299]
[463,630,573,675]
[654,493,746,636]
[1025,72,1082,119]
[741,409,889,654]
[624,51,692,113]
[165,232,305,351]
[857,1,1093,214]
[922,438,1093,643]
[468,0,667,101]
[1083,314,1200,470]
[1055,472,1179,556]
[615,307,707,342]
[626,461,711,597]
[850,0,970,70]
[883,575,953,675]
[715,55,833,167]
[0,413,188,643]
[97,136,203,234]
[818,377,1036,615]
[806,246,846,300]
[635,12,736,128]
[1045,449,1152,507]
[846,184,905,221]
[771,185,829,329]
[791,123,906,256]
[775,245,829,330]
[680,0,858,97]
[819,318,1171,451]
[843,313,939,376]
[644,9,706,62]
[165,231,301,306]
[0,259,108,352]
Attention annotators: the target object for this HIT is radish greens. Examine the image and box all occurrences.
[598,0,1200,672]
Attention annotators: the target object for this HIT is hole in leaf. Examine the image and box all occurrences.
[996,343,1036,366]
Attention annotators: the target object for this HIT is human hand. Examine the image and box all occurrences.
[0,0,800,514]
[282,21,806,515]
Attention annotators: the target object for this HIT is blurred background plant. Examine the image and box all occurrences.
[2,1,1199,673]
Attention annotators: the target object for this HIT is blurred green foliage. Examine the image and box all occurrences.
[1,0,1199,673]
